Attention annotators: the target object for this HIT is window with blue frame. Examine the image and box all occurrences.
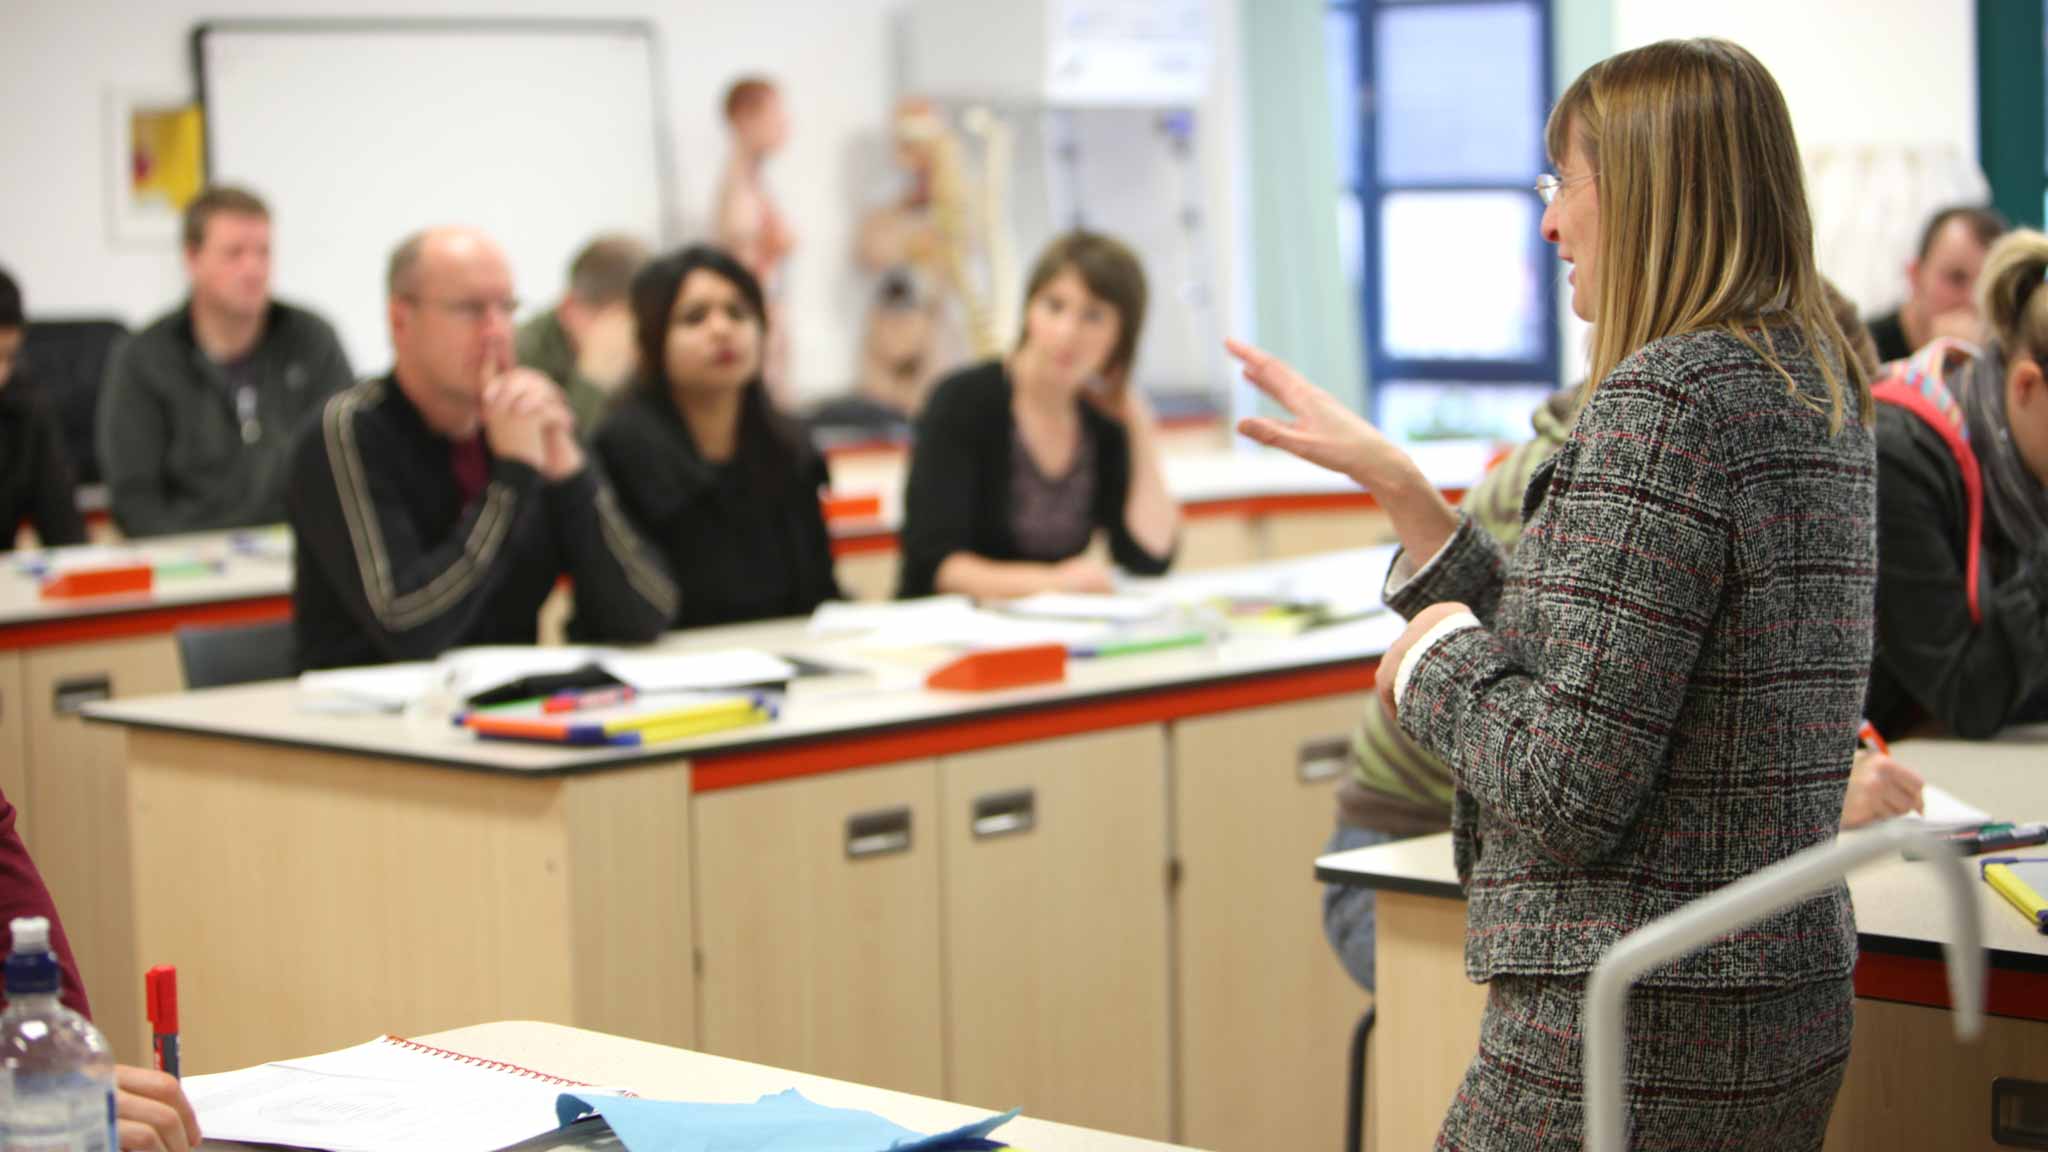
[1328,0,1557,440]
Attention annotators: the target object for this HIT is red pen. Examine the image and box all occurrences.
[1856,720,1891,757]
[541,686,635,714]
[145,966,179,1078]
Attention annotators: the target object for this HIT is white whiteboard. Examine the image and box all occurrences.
[198,21,674,374]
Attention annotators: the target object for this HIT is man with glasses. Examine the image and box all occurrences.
[100,185,354,536]
[287,226,677,670]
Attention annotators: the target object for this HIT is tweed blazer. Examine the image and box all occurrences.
[1388,326,1876,989]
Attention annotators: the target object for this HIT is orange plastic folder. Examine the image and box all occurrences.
[460,692,774,746]
[925,644,1067,691]
[39,564,154,599]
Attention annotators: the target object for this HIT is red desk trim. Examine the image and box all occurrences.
[690,660,1378,793]
[1854,948,2048,1022]
[0,596,293,651]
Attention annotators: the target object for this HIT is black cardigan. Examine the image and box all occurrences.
[0,379,85,550]
[1867,402,2048,739]
[594,386,842,631]
[896,359,1173,598]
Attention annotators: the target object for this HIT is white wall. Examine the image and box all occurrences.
[1610,0,1976,157]
[0,0,903,400]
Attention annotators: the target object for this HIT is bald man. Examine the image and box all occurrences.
[287,228,678,669]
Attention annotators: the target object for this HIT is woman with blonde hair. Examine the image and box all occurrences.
[1867,229,2048,739]
[1234,39,1874,1147]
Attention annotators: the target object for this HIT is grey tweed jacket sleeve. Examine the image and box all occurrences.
[1383,328,1873,989]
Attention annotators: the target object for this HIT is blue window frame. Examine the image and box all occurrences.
[1329,0,1558,440]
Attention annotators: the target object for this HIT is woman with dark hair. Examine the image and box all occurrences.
[592,245,840,630]
[896,231,1178,599]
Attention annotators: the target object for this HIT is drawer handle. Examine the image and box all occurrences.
[971,789,1036,840]
[53,675,112,716]
[845,807,912,860]
[1298,735,1350,784]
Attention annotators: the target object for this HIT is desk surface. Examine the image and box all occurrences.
[0,529,293,641]
[1316,727,2048,971]
[88,548,1404,781]
[210,1020,1200,1152]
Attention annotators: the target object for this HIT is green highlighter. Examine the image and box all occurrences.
[1070,630,1210,660]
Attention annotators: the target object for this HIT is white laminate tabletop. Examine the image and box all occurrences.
[206,1020,1204,1152]
[88,548,1405,775]
[1315,727,2048,966]
[0,528,294,628]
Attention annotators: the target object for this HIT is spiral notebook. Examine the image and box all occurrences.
[184,1034,614,1152]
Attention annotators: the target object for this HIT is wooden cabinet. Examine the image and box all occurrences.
[834,550,898,602]
[1172,516,1258,572]
[0,653,26,814]
[21,634,183,1065]
[692,760,944,1096]
[1262,509,1395,560]
[1172,693,1375,1152]
[1827,999,2048,1151]
[940,728,1173,1141]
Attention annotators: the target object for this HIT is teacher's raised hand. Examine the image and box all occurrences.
[1228,339,1410,489]
[1228,339,1460,565]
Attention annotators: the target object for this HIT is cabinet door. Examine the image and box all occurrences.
[1261,508,1395,560]
[1826,999,2048,1151]
[694,760,944,1097]
[941,727,1172,1141]
[0,653,26,812]
[22,634,185,1064]
[1174,693,1375,1152]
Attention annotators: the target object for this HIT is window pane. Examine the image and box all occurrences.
[1378,191,1544,360]
[1337,188,1365,301]
[1377,381,1552,442]
[1326,7,1361,189]
[1374,2,1543,184]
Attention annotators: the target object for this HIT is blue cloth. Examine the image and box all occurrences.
[555,1089,1016,1152]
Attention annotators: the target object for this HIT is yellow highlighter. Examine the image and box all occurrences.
[1981,858,2048,933]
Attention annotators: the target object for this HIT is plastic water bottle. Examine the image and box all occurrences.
[0,917,114,1152]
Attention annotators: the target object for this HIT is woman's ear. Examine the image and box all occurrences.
[2009,356,2045,415]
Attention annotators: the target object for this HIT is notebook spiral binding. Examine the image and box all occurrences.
[382,1035,594,1088]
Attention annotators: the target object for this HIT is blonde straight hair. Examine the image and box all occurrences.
[1548,39,1872,431]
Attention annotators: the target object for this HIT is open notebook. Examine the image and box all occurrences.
[185,1034,612,1152]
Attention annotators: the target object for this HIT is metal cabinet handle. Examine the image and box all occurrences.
[845,807,912,860]
[971,788,1036,839]
[53,675,112,716]
[1298,735,1350,784]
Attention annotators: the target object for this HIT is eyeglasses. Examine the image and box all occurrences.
[1534,171,1596,206]
[399,295,521,324]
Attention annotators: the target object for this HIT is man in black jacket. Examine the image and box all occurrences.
[288,227,678,670]
[99,186,354,537]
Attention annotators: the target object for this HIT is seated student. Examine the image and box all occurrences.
[1869,228,2048,739]
[288,227,677,670]
[897,232,1178,599]
[0,784,201,1151]
[0,267,86,550]
[1866,205,2007,363]
[594,246,840,630]
[99,186,354,538]
[515,233,646,434]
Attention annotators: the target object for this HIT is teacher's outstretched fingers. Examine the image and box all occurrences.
[1226,338,1405,488]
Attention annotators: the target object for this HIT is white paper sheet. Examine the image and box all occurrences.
[599,649,797,692]
[185,1036,594,1152]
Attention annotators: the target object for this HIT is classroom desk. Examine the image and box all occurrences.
[208,1020,1204,1152]
[89,548,1401,1150]
[0,529,294,1073]
[1315,730,2048,1151]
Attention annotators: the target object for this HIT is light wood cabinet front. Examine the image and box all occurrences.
[693,760,944,1097]
[1827,998,2048,1151]
[1262,509,1395,560]
[1173,692,1375,1152]
[940,728,1173,1141]
[22,634,183,1065]
[0,653,26,815]
[833,550,898,603]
